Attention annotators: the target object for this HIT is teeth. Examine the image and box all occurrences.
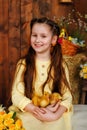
[35,44,42,47]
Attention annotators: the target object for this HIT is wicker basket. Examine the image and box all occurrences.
[61,38,80,56]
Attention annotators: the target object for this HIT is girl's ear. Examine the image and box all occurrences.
[51,35,58,46]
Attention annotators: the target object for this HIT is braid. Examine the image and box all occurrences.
[30,17,60,36]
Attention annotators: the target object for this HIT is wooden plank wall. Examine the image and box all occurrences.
[0,0,33,106]
[0,0,9,106]
[0,0,87,106]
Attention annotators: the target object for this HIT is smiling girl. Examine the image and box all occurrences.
[10,17,73,130]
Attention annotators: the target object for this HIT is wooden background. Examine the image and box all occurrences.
[0,0,87,106]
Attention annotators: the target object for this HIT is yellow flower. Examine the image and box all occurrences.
[4,118,14,127]
[0,118,3,124]
[0,124,6,130]
[9,124,15,130]
[0,115,4,123]
[3,111,14,119]
[79,63,87,79]
[15,119,23,129]
[0,106,25,130]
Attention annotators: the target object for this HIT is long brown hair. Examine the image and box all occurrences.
[24,17,71,98]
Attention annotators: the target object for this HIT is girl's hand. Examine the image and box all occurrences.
[33,103,67,122]
[24,103,45,114]
[33,107,57,122]
[46,101,60,112]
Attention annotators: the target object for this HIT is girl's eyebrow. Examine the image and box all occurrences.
[32,32,48,35]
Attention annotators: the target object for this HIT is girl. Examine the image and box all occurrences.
[10,17,73,130]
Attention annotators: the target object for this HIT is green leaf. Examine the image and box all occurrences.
[12,112,16,119]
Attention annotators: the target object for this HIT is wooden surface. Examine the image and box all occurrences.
[0,0,87,106]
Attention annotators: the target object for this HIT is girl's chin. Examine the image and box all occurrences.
[33,47,43,52]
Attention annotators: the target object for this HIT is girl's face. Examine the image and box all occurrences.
[31,23,57,58]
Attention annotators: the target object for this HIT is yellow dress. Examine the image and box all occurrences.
[10,59,73,130]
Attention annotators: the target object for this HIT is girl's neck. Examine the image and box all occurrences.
[36,53,51,62]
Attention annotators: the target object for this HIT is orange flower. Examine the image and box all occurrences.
[0,111,5,115]
[15,119,23,129]
[9,124,15,130]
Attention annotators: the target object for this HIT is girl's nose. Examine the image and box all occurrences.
[36,37,40,43]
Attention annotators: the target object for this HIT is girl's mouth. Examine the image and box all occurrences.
[34,43,43,47]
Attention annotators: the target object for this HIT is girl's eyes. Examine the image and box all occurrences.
[42,35,46,38]
[31,34,37,37]
[31,34,47,38]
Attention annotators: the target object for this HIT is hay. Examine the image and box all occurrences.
[63,53,86,104]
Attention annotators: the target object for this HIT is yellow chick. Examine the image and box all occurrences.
[32,94,40,106]
[39,92,50,107]
[32,92,62,107]
[50,92,62,104]
[59,28,66,38]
